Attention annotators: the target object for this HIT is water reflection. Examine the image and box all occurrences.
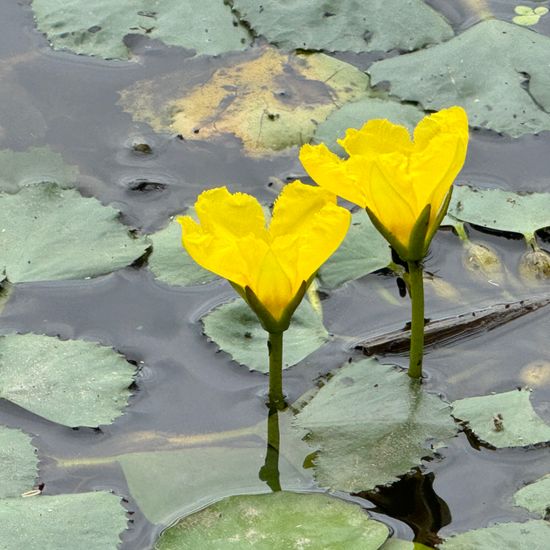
[259,405,282,492]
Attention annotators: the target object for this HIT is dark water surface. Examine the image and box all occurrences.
[2,1,550,548]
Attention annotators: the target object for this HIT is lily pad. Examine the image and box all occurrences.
[452,389,550,448]
[202,299,328,373]
[230,0,453,53]
[119,47,370,155]
[448,186,550,241]
[294,359,457,492]
[148,218,218,287]
[369,19,550,137]
[440,520,550,549]
[514,474,550,517]
[318,209,391,289]
[0,426,37,498]
[0,492,128,550]
[0,147,78,193]
[313,98,425,156]
[0,183,148,283]
[154,492,389,550]
[31,0,251,59]
[0,333,136,427]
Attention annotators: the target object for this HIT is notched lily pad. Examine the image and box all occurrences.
[314,98,425,156]
[154,492,389,549]
[230,0,453,53]
[294,359,457,492]
[32,0,251,59]
[119,47,370,155]
[0,147,78,193]
[318,209,391,289]
[0,183,148,283]
[0,426,38,498]
[148,218,218,287]
[0,333,136,427]
[202,299,328,373]
[1,492,128,550]
[452,389,550,448]
[369,19,550,137]
[514,473,550,517]
[441,520,550,549]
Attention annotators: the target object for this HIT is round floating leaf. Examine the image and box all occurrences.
[369,19,550,137]
[0,333,136,427]
[0,183,148,283]
[0,147,78,193]
[119,47,370,155]
[155,492,389,549]
[202,299,328,373]
[318,209,391,289]
[0,426,37,498]
[31,0,251,59]
[381,540,433,550]
[148,219,218,287]
[514,474,550,517]
[294,359,457,492]
[513,6,548,27]
[314,98,425,156]
[230,0,452,53]
[0,492,128,549]
[441,520,550,550]
[452,389,550,448]
[448,186,550,241]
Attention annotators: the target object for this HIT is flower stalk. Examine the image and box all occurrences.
[268,331,285,410]
[407,261,425,379]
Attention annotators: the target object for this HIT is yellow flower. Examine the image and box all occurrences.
[178,181,351,332]
[300,106,468,261]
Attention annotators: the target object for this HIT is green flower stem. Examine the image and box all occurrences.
[259,407,281,492]
[268,331,285,410]
[407,260,425,379]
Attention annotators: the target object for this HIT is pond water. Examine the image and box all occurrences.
[2,1,550,548]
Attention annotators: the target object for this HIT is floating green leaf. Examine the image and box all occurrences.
[155,492,389,549]
[294,359,457,492]
[0,183,147,283]
[318,209,391,289]
[0,147,78,193]
[31,0,251,59]
[380,540,433,550]
[230,0,452,53]
[448,186,550,242]
[202,299,328,373]
[514,474,550,517]
[148,218,217,287]
[119,48,370,155]
[0,334,136,427]
[440,520,550,549]
[452,390,550,448]
[313,97,425,156]
[0,426,37,498]
[0,492,128,550]
[369,19,550,137]
[513,6,548,27]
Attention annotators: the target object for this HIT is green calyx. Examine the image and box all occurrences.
[230,279,310,333]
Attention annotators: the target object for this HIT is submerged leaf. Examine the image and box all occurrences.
[294,359,457,492]
[230,0,453,53]
[441,520,550,549]
[155,492,389,549]
[514,473,550,517]
[0,334,136,427]
[119,47,370,155]
[32,0,251,59]
[369,19,550,137]
[202,299,328,373]
[0,147,78,193]
[452,389,550,448]
[0,183,148,283]
[318,209,391,289]
[148,218,218,287]
[0,492,128,549]
[0,426,37,498]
